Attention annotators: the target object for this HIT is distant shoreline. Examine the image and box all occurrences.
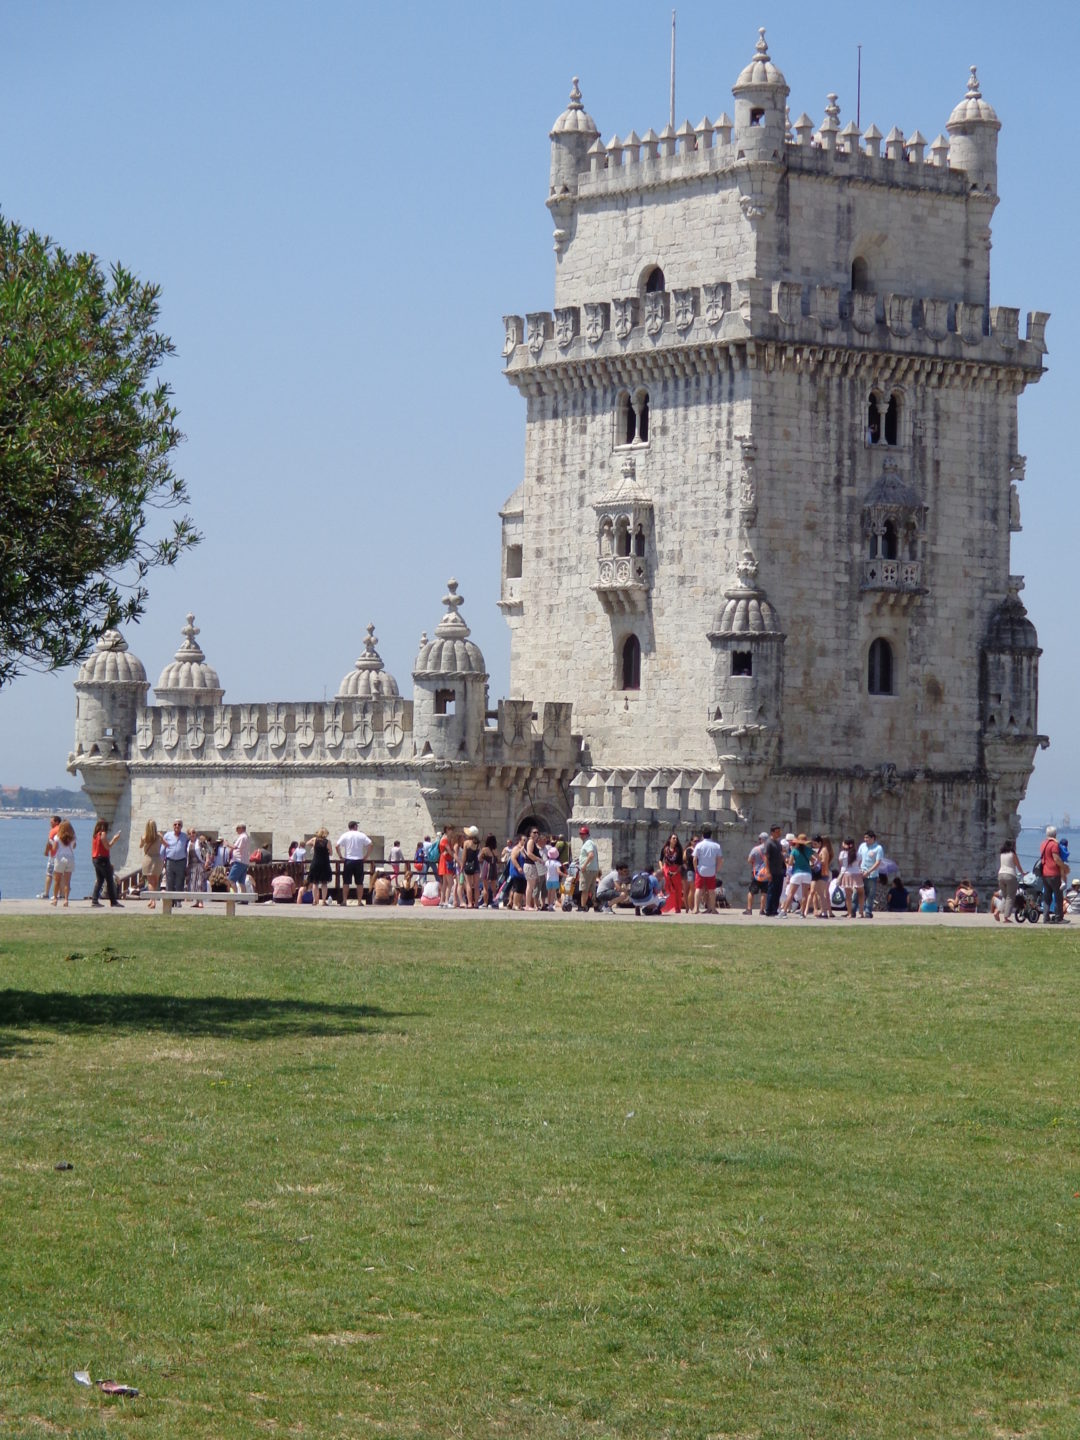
[0,809,95,820]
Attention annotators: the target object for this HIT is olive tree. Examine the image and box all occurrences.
[0,217,197,685]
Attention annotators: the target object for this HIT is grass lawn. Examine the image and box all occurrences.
[1,917,1078,1439]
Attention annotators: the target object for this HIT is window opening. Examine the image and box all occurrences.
[616,520,631,557]
[881,520,898,561]
[884,394,898,446]
[750,108,765,126]
[505,544,522,579]
[867,394,881,444]
[732,651,753,677]
[644,266,665,293]
[434,688,456,716]
[636,391,649,442]
[633,526,645,557]
[851,256,870,292]
[868,639,893,696]
[621,635,641,690]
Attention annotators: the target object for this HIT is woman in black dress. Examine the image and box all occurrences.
[306,827,333,906]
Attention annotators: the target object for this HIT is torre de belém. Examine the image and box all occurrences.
[69,33,1049,887]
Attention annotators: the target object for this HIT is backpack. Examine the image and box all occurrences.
[629,872,652,904]
[426,840,441,866]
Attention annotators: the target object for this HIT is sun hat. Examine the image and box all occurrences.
[795,833,810,844]
[464,825,480,838]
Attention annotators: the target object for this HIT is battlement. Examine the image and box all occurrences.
[565,117,971,203]
[503,282,1049,379]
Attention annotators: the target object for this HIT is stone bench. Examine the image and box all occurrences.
[156,890,259,917]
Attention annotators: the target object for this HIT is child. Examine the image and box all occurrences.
[544,844,563,911]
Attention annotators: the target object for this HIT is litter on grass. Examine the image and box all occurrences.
[74,1371,91,1387]
[98,1381,139,1397]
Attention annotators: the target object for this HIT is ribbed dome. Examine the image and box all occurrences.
[713,550,782,636]
[414,579,487,678]
[76,629,147,686]
[337,624,401,699]
[551,77,598,137]
[154,614,224,705]
[947,66,1000,129]
[733,29,787,92]
[986,595,1039,653]
[863,472,923,513]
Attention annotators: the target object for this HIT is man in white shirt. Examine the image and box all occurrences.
[693,826,724,914]
[229,824,253,893]
[337,821,373,906]
[856,830,885,917]
[577,825,600,910]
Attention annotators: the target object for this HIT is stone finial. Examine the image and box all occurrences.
[736,548,760,589]
[862,122,883,158]
[174,613,206,662]
[437,579,469,636]
[793,112,814,146]
[568,76,583,110]
[930,133,950,166]
[824,93,841,124]
[966,65,981,101]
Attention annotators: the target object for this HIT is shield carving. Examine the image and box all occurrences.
[584,303,608,344]
[613,297,635,341]
[267,703,287,750]
[187,709,205,753]
[673,288,695,332]
[325,703,344,750]
[136,709,154,751]
[214,707,233,750]
[383,699,404,750]
[354,703,374,751]
[703,283,727,327]
[161,709,179,751]
[240,705,259,750]
[296,704,315,750]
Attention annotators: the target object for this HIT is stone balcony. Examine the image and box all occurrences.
[860,557,924,599]
[594,555,650,614]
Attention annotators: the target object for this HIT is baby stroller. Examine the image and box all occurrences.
[1013,871,1046,923]
[560,861,579,911]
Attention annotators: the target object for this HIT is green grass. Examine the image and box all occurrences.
[1,917,1078,1438]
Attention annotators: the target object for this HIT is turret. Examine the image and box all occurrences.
[980,580,1041,749]
[337,624,400,699]
[548,77,598,199]
[946,65,1000,194]
[731,29,789,162]
[412,580,488,763]
[154,614,223,707]
[706,551,785,798]
[68,629,148,816]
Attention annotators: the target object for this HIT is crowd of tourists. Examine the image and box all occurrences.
[36,810,1078,922]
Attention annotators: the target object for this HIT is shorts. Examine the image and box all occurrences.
[748,877,766,895]
[45,857,56,876]
[789,872,812,890]
[54,856,73,875]
[509,875,527,895]
[343,858,365,886]
[546,878,559,892]
[696,874,717,891]
[228,861,248,884]
[523,862,538,881]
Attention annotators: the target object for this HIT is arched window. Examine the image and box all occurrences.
[867,394,881,445]
[852,256,870,292]
[868,639,893,696]
[633,525,645,557]
[615,519,631,557]
[636,389,649,442]
[881,520,898,560]
[621,634,641,690]
[616,388,650,446]
[644,266,665,293]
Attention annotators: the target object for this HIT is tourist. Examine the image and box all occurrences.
[809,834,834,918]
[997,837,1022,922]
[543,841,562,911]
[271,872,297,903]
[42,814,61,902]
[371,869,394,904]
[596,861,630,911]
[292,837,307,867]
[781,834,813,916]
[838,837,862,918]
[946,878,979,914]
[336,820,372,906]
[631,865,666,916]
[140,820,164,908]
[187,830,208,908]
[1038,826,1067,923]
[684,834,698,912]
[387,838,404,882]
[505,835,528,910]
[1065,879,1080,916]
[990,887,1006,921]
[479,833,499,908]
[918,880,938,912]
[229,824,253,894]
[51,820,76,908]
[306,828,333,905]
[744,832,769,915]
[295,881,315,905]
[660,833,684,913]
[437,825,456,907]
[692,826,724,914]
[523,827,544,911]
[90,818,123,908]
[163,819,189,899]
[577,825,599,911]
[857,830,885,917]
[461,826,481,908]
[885,876,909,912]
[764,824,786,916]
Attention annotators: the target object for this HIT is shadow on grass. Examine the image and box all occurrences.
[0,989,418,1055]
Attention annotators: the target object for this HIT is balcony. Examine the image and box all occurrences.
[594,555,650,615]
[861,558,922,592]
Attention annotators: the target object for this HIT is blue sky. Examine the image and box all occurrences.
[1,0,1075,822]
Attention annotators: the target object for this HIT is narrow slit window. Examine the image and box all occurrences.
[851,256,870,292]
[636,391,649,443]
[867,394,881,445]
[505,544,522,579]
[621,635,641,690]
[884,394,899,445]
[868,639,894,696]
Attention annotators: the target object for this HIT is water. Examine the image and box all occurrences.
[0,815,99,900]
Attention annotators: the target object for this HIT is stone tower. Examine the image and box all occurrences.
[68,630,148,819]
[501,33,1049,881]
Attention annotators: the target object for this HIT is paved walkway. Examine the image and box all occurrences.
[0,897,1065,928]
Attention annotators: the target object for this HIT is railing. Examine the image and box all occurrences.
[861,558,922,592]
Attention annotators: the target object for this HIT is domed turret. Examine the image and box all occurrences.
[337,624,401,699]
[154,614,224,707]
[980,580,1044,777]
[412,580,488,762]
[707,551,785,795]
[732,29,789,162]
[70,630,149,812]
[549,77,599,199]
[946,66,1000,194]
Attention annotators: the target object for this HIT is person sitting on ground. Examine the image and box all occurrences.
[1065,878,1080,916]
[918,880,938,912]
[596,862,631,911]
[630,865,666,916]
[990,887,1006,921]
[885,876,909,912]
[396,874,416,906]
[946,878,979,913]
[296,881,315,905]
[271,872,297,904]
[372,869,394,905]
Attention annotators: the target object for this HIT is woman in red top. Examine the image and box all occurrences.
[90,819,124,908]
[660,833,684,913]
